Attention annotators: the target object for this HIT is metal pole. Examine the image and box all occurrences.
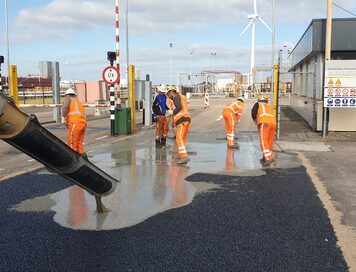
[190,51,193,87]
[169,42,173,86]
[110,85,115,136]
[115,0,121,104]
[312,57,317,132]
[5,0,10,90]
[126,0,129,101]
[276,50,282,141]
[271,0,276,105]
[0,59,3,93]
[323,0,333,139]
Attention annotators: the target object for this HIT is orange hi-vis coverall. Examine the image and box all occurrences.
[173,94,191,159]
[167,98,177,137]
[256,102,276,161]
[222,101,244,146]
[65,97,87,154]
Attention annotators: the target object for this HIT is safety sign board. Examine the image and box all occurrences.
[324,60,356,108]
[102,66,120,85]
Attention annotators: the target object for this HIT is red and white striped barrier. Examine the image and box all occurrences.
[204,93,210,108]
[19,104,109,108]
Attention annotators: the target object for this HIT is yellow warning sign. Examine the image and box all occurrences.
[335,79,342,87]
[328,79,334,87]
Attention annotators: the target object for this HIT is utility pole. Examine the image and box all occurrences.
[323,0,333,139]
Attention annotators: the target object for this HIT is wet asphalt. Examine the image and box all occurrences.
[0,162,348,271]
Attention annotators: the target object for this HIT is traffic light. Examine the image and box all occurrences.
[0,56,4,64]
[107,51,116,66]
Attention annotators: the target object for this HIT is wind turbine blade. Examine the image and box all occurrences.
[240,19,255,36]
[254,0,257,14]
[258,17,272,32]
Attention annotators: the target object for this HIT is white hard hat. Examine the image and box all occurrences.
[157,84,168,93]
[237,97,245,103]
[258,95,269,102]
[65,88,76,95]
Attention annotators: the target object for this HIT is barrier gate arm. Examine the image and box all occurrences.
[0,92,118,197]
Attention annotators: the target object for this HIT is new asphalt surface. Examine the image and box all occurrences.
[0,166,348,271]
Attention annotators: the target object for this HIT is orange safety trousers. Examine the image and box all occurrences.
[156,115,169,139]
[67,122,86,154]
[222,109,238,146]
[176,121,190,159]
[258,123,276,161]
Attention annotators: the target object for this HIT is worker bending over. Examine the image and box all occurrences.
[222,97,245,148]
[167,86,177,138]
[167,89,191,164]
[251,96,276,166]
[62,88,87,154]
[152,84,169,149]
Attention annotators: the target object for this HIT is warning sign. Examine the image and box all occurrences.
[324,60,356,108]
[328,79,334,87]
[335,79,342,87]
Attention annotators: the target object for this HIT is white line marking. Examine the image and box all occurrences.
[28,159,35,162]
[0,168,4,171]
[96,135,108,140]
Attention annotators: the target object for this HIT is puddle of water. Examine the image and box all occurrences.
[10,131,301,231]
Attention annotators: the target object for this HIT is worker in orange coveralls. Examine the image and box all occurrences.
[166,86,177,139]
[62,88,87,154]
[167,88,191,164]
[251,95,276,166]
[222,97,245,149]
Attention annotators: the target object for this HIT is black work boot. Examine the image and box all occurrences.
[160,137,167,147]
[155,139,162,149]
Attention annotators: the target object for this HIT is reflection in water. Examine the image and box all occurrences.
[12,131,302,231]
[68,186,88,228]
[170,162,189,207]
[153,148,168,205]
[225,148,236,172]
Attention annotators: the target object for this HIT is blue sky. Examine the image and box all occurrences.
[1,0,356,84]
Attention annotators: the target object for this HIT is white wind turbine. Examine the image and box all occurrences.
[240,0,272,85]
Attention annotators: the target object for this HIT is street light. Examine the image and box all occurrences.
[189,50,194,87]
[169,42,173,86]
[211,53,216,92]
[4,0,10,90]
[211,52,216,71]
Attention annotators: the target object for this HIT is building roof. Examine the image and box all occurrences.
[289,18,356,69]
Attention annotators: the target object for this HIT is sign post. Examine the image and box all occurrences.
[102,66,120,136]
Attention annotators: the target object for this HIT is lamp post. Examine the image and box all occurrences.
[169,42,173,86]
[211,52,216,71]
[189,50,194,87]
[211,53,216,92]
[4,0,10,90]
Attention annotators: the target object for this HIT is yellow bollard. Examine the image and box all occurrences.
[273,64,279,119]
[129,65,136,133]
[9,65,19,106]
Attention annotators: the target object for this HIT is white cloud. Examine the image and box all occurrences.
[13,0,113,42]
[14,0,356,42]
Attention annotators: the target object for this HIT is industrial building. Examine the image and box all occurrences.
[289,18,356,131]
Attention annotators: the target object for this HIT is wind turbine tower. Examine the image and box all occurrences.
[240,0,272,85]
